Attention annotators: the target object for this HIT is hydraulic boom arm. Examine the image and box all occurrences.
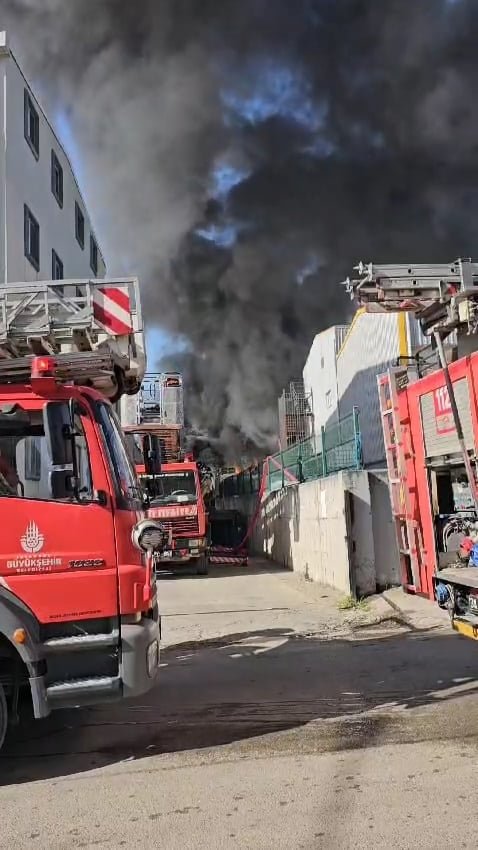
[343,258,478,336]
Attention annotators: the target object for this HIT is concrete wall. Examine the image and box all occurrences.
[219,469,400,598]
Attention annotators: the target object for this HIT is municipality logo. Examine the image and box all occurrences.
[20,521,44,554]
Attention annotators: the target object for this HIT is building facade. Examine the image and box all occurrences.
[302,325,349,439]
[303,312,431,467]
[336,310,407,467]
[0,32,105,285]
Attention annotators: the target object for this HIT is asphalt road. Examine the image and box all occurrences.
[1,566,478,849]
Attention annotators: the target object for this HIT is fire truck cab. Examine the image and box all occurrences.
[124,427,209,575]
[0,278,166,753]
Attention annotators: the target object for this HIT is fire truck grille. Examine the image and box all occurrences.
[164,515,199,536]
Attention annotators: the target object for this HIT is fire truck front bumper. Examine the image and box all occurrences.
[119,614,161,698]
[155,538,207,566]
[0,587,161,719]
[30,613,161,715]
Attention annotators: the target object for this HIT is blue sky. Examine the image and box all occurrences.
[220,60,325,133]
[210,160,251,200]
[146,329,190,368]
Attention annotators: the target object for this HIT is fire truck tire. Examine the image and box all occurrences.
[196,556,208,576]
[0,683,7,754]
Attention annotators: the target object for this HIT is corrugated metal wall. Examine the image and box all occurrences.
[407,314,428,352]
[334,326,349,355]
[407,314,458,356]
[336,312,401,466]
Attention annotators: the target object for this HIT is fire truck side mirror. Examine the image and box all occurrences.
[48,469,72,500]
[43,401,77,500]
[143,434,162,476]
[43,402,74,467]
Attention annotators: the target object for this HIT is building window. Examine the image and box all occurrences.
[325,390,332,409]
[24,205,40,271]
[90,234,98,276]
[52,249,64,281]
[320,356,325,369]
[75,201,85,249]
[24,90,39,159]
[51,150,63,208]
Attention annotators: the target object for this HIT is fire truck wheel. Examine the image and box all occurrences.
[196,556,208,576]
[0,683,7,753]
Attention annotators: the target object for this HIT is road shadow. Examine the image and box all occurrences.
[156,560,288,580]
[1,625,478,785]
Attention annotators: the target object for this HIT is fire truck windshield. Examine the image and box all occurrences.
[0,406,92,501]
[95,402,142,504]
[141,471,197,505]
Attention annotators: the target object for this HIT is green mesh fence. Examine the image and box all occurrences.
[219,408,362,498]
[267,436,321,490]
[322,408,362,475]
[322,413,359,473]
[302,452,324,480]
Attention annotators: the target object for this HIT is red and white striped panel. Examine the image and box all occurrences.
[209,556,248,565]
[93,286,133,336]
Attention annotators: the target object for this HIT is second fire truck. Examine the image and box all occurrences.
[345,259,478,642]
[122,373,209,575]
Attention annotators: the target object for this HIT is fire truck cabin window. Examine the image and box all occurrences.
[0,406,92,502]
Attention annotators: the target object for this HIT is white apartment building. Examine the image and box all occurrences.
[0,31,105,285]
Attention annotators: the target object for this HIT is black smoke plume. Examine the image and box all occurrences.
[4,0,478,458]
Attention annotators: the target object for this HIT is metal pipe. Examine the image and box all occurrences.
[433,330,478,512]
[352,406,362,470]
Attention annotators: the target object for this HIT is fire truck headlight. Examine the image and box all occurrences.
[132,520,167,553]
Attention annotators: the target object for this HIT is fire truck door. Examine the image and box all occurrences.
[0,401,119,625]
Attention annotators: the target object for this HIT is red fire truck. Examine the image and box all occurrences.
[124,426,209,575]
[122,374,209,575]
[0,278,167,754]
[345,259,478,641]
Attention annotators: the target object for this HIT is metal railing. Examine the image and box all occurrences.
[219,408,362,498]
